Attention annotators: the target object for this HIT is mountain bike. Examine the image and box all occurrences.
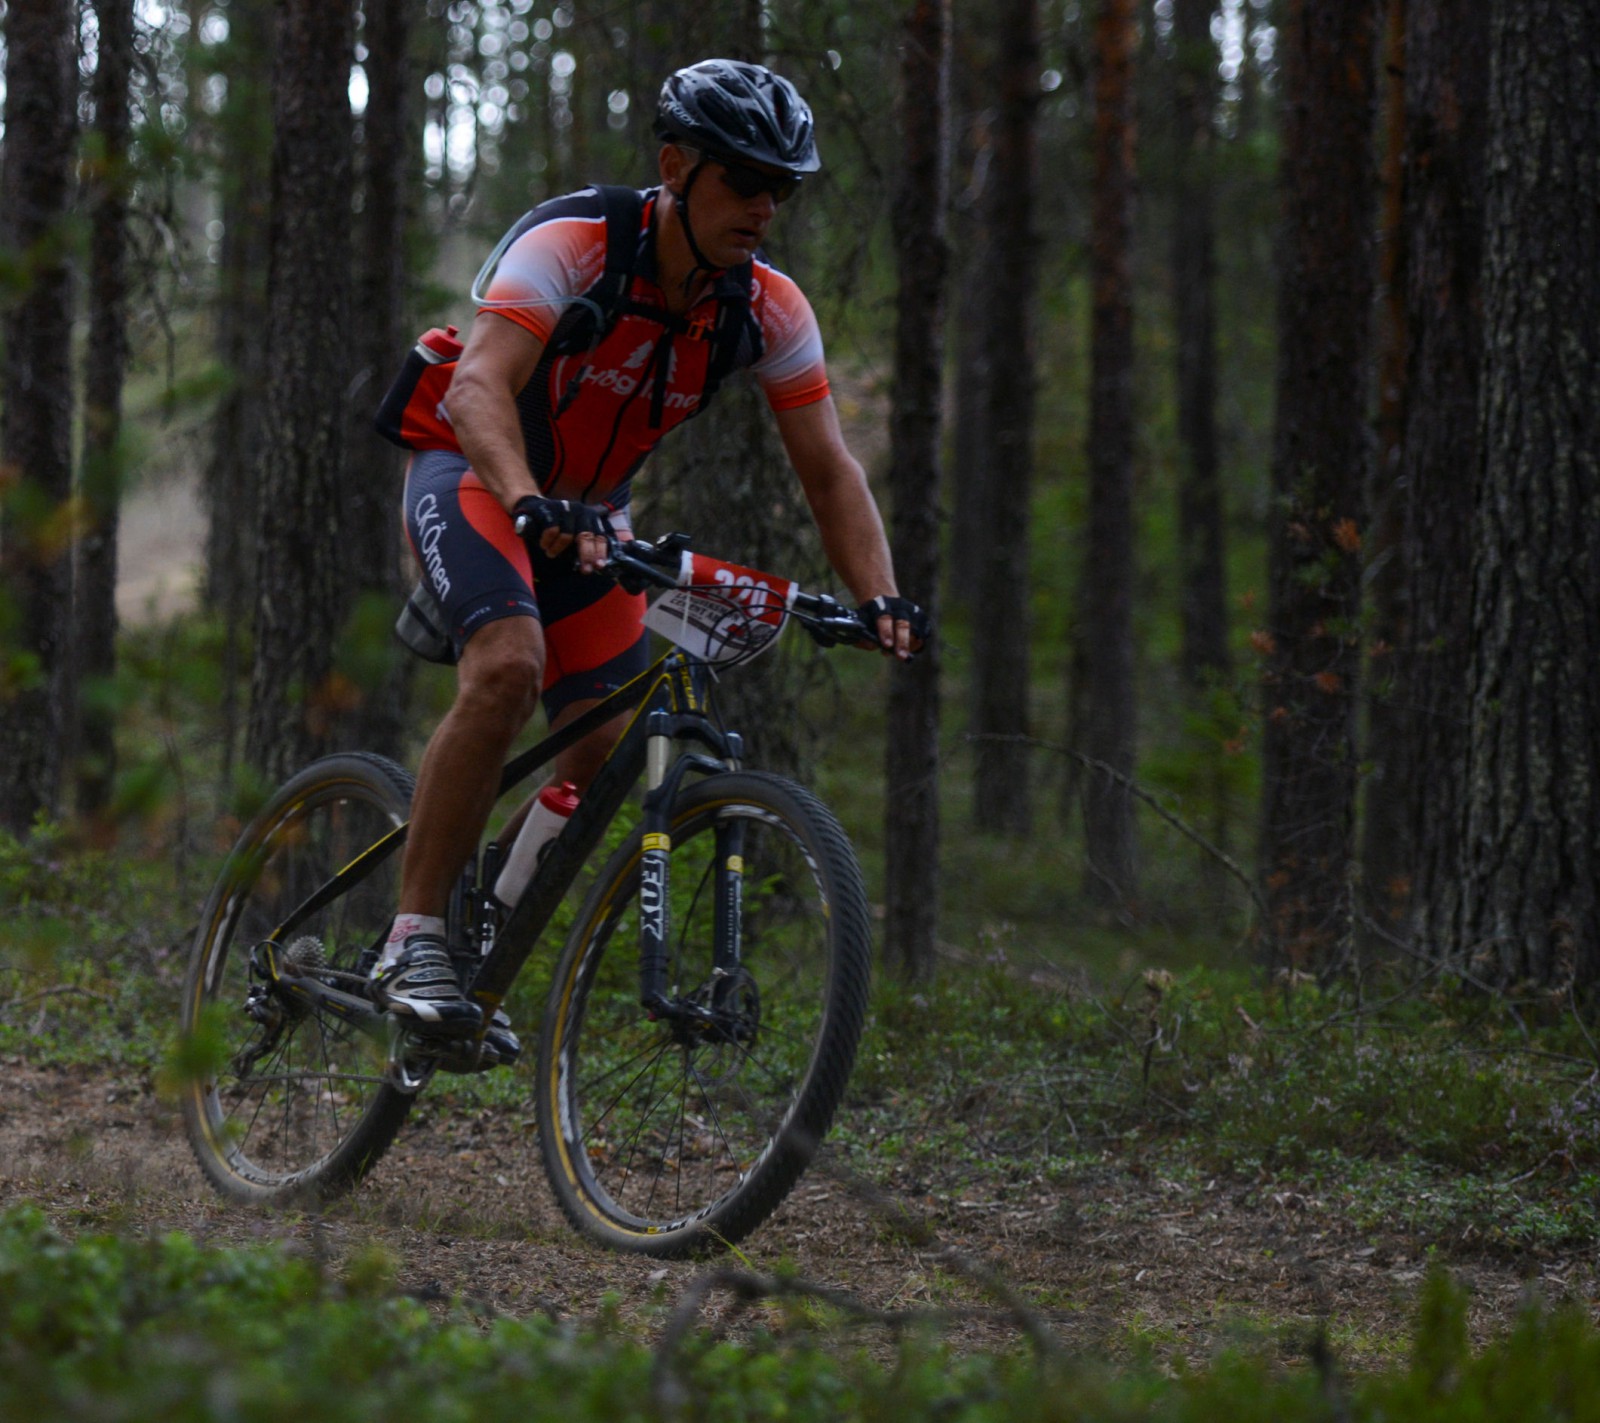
[179,533,874,1257]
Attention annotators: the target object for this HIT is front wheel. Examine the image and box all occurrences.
[180,753,416,1203]
[537,771,871,1256]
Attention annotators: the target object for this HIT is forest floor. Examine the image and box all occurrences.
[1,1054,1592,1372]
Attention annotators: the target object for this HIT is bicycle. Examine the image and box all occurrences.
[179,533,876,1257]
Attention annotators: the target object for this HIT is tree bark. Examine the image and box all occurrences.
[1171,0,1229,690]
[204,0,273,788]
[245,0,357,782]
[0,0,78,833]
[1358,0,1411,930]
[1258,0,1379,974]
[1079,0,1140,905]
[1398,0,1488,957]
[75,0,136,823]
[945,31,994,608]
[884,0,951,981]
[343,0,415,763]
[946,211,992,606]
[970,0,1039,837]
[1457,0,1600,988]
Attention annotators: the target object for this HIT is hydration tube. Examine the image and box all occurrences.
[468,221,606,327]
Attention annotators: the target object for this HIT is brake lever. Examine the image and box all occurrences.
[801,612,876,650]
[607,540,681,596]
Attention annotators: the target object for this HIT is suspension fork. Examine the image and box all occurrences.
[636,708,744,1016]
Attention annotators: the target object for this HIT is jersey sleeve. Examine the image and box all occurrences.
[748,266,831,412]
[479,210,608,344]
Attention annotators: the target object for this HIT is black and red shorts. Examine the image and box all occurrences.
[402,449,650,718]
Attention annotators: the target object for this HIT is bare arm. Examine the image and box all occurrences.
[774,395,920,659]
[447,312,607,569]
[445,311,547,509]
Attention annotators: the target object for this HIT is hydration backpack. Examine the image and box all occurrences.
[375,185,755,451]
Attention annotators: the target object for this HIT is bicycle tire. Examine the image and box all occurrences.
[180,753,416,1203]
[537,770,871,1256]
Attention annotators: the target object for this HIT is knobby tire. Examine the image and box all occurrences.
[536,771,871,1257]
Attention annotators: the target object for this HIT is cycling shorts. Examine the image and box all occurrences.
[402,448,650,718]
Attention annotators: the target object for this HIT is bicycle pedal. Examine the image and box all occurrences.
[425,1019,522,1075]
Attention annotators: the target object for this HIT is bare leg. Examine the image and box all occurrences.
[552,699,631,789]
[399,617,545,917]
[491,697,633,845]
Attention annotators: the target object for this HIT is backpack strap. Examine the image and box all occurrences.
[550,185,647,417]
[698,259,757,412]
[547,185,645,356]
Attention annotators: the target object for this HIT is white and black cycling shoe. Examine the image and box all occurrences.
[371,934,482,1037]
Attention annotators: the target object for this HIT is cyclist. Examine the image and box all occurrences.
[373,58,930,1036]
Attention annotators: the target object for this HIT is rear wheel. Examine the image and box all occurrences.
[537,771,871,1256]
[180,754,415,1203]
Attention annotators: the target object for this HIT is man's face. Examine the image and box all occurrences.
[662,144,799,268]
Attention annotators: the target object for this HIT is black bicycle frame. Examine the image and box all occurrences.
[262,641,743,1044]
[469,645,744,1018]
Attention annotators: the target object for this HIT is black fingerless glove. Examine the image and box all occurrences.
[857,594,934,651]
[511,495,613,542]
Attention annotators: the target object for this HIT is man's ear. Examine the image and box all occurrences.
[658,143,687,193]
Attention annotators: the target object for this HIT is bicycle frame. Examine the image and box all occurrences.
[468,645,741,1021]
[258,641,739,1050]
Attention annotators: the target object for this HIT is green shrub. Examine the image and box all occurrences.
[3,1207,1600,1422]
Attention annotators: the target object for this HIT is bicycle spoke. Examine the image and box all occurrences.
[581,1032,678,1140]
[611,1042,680,1207]
[684,1060,749,1185]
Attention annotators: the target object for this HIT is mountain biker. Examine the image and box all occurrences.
[372,59,932,1039]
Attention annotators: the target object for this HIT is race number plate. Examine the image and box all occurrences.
[641,553,798,664]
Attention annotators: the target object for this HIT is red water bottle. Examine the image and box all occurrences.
[493,781,580,907]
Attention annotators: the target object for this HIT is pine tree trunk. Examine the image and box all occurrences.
[1079,0,1140,906]
[884,0,951,981]
[1457,0,1600,988]
[1258,0,1379,975]
[0,0,78,833]
[74,0,135,824]
[946,218,992,605]
[343,0,415,763]
[971,0,1039,837]
[1172,0,1229,690]
[245,0,356,782]
[1358,0,1411,931]
[1400,0,1488,957]
[945,38,993,608]
[205,0,273,788]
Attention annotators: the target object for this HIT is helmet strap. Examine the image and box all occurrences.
[673,158,720,297]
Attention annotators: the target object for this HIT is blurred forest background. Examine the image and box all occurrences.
[0,0,1595,993]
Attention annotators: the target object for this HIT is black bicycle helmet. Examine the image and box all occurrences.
[654,59,821,177]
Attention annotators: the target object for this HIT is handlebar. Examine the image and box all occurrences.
[603,532,874,650]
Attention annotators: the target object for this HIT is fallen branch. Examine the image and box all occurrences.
[963,731,1270,934]
[0,984,113,1017]
[651,1268,952,1416]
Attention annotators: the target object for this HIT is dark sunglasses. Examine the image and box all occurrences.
[716,159,802,205]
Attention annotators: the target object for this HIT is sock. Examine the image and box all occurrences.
[376,913,447,972]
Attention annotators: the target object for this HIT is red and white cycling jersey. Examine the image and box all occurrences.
[466,186,830,510]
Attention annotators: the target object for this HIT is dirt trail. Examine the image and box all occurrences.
[1,1057,1587,1365]
[118,467,205,625]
